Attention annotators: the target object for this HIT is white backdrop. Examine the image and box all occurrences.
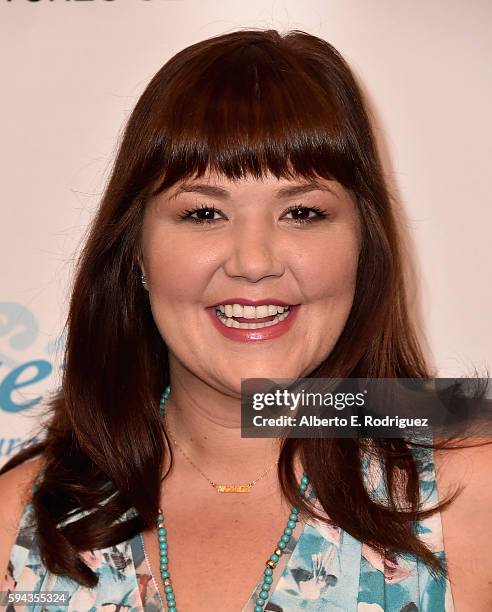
[1,0,491,467]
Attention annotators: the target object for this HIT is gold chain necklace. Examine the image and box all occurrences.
[164,412,278,493]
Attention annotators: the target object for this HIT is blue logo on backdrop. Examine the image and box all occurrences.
[0,301,65,457]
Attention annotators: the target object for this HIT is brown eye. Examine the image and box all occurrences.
[283,205,328,224]
[179,204,223,224]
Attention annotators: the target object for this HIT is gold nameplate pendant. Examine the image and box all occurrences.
[215,484,251,493]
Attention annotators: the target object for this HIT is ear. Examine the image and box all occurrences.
[136,257,148,291]
[136,255,145,277]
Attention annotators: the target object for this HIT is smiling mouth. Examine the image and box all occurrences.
[214,306,292,329]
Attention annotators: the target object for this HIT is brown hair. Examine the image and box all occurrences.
[2,27,487,587]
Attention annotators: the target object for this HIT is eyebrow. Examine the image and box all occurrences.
[173,181,338,199]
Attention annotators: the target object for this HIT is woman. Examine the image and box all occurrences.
[1,28,491,612]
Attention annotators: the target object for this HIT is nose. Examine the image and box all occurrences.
[223,222,285,282]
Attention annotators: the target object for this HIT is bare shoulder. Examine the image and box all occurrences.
[433,437,492,610]
[0,455,46,583]
[433,436,492,497]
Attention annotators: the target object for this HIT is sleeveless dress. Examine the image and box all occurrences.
[1,444,455,611]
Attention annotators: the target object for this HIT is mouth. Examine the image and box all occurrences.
[205,299,301,342]
[213,304,293,329]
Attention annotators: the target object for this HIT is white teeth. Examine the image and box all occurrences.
[255,305,269,318]
[232,304,243,317]
[216,303,291,319]
[215,308,292,329]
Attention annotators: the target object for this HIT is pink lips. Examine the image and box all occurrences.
[206,304,300,342]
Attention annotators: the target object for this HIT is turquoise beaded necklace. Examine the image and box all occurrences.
[157,384,310,612]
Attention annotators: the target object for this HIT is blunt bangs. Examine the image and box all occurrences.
[147,32,361,196]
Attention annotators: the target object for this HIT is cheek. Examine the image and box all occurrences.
[298,235,359,354]
[294,232,359,300]
[144,229,217,303]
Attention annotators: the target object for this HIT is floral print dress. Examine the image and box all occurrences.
[2,444,455,611]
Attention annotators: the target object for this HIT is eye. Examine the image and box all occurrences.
[282,205,329,224]
[178,203,329,225]
[179,204,224,224]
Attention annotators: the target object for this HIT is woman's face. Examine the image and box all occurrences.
[140,171,361,396]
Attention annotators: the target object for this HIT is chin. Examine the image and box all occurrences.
[230,366,302,385]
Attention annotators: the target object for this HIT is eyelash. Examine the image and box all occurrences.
[179,203,329,225]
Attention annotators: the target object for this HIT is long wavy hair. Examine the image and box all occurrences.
[2,27,485,586]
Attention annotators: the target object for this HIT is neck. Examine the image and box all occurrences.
[162,375,283,484]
